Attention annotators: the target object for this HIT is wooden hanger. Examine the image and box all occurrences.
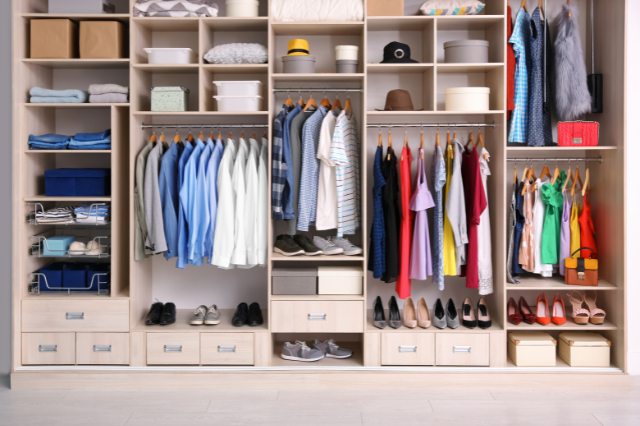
[404,128,408,148]
[331,95,342,111]
[217,127,222,140]
[465,132,475,149]
[170,131,178,149]
[582,167,591,197]
[567,0,571,18]
[571,167,583,197]
[435,132,440,148]
[521,0,528,13]
[320,91,331,108]
[378,131,382,147]
[297,91,305,107]
[387,132,392,161]
[520,159,529,183]
[343,96,353,116]
[150,128,157,145]
[477,133,488,160]
[563,163,574,193]
[285,90,294,108]
[540,164,552,180]
[186,128,194,144]
[303,93,317,111]
[198,126,205,141]
[420,128,424,160]
[551,165,561,186]
[513,165,518,185]
[209,127,215,140]
[447,128,453,160]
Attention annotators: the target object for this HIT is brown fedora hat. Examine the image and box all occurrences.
[376,89,423,111]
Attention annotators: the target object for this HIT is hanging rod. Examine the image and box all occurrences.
[272,88,363,93]
[141,123,268,130]
[367,122,495,129]
[507,157,603,163]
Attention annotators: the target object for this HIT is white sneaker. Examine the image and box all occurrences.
[312,236,344,255]
[330,237,362,256]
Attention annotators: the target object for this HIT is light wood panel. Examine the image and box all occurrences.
[21,333,75,365]
[271,301,364,333]
[146,333,200,365]
[22,300,130,332]
[364,332,380,367]
[200,333,254,365]
[381,333,435,366]
[76,332,130,365]
[435,334,490,366]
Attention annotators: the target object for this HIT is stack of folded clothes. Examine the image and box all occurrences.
[69,129,112,150]
[88,84,129,104]
[30,87,88,103]
[35,206,76,224]
[75,203,111,224]
[28,133,72,150]
[133,0,219,17]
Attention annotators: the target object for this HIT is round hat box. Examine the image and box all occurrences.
[226,0,259,17]
[443,40,489,63]
[282,55,316,73]
[335,45,359,61]
[445,87,490,111]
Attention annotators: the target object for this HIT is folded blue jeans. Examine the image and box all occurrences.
[74,129,111,142]
[68,143,111,150]
[29,133,72,143]
[28,142,70,150]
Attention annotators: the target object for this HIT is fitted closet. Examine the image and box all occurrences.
[10,0,629,389]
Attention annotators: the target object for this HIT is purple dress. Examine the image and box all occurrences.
[409,149,435,279]
[559,192,572,276]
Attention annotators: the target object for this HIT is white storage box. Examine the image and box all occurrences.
[213,81,263,97]
[335,45,359,61]
[151,87,189,112]
[49,0,115,14]
[226,0,259,17]
[508,332,557,367]
[559,332,611,367]
[317,266,363,295]
[144,48,196,64]
[445,87,490,111]
[214,95,263,112]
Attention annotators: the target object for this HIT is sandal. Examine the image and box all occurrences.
[566,291,590,325]
[584,290,606,325]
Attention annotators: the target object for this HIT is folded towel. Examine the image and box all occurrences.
[133,0,219,17]
[74,130,111,142]
[89,93,128,103]
[88,84,129,96]
[30,87,88,103]
[29,134,72,143]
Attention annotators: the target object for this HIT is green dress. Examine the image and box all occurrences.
[540,171,567,264]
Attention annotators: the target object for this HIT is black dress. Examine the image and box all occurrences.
[381,147,401,283]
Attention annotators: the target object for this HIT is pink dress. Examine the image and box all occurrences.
[409,149,435,280]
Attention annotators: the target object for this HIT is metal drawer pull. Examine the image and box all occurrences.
[66,312,84,320]
[39,345,57,352]
[218,345,236,353]
[308,313,326,321]
[93,345,112,352]
[398,345,418,353]
[164,345,183,353]
[453,346,472,353]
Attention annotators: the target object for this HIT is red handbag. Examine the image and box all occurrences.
[557,121,599,146]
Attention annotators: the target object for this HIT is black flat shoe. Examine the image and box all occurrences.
[159,302,176,325]
[247,302,263,327]
[388,296,402,329]
[145,301,164,325]
[373,296,386,329]
[232,302,249,327]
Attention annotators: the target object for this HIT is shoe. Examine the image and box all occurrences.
[312,236,344,255]
[477,298,492,329]
[145,301,164,325]
[403,297,417,328]
[159,302,176,325]
[552,292,567,325]
[273,234,305,256]
[566,291,590,325]
[417,297,431,328]
[189,305,208,325]
[432,298,446,329]
[293,234,322,256]
[584,290,606,325]
[247,302,264,326]
[445,298,460,329]
[281,341,325,362]
[518,296,537,324]
[329,236,363,256]
[232,302,249,327]
[313,339,353,359]
[204,304,221,325]
[373,296,386,329]
[536,292,551,325]
[461,298,477,329]
[507,297,523,325]
[388,296,402,329]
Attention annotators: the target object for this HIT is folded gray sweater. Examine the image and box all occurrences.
[89,93,129,103]
[89,84,129,96]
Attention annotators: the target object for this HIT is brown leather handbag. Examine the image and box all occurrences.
[565,248,598,286]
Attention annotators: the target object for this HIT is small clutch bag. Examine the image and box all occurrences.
[565,248,598,286]
[558,121,599,146]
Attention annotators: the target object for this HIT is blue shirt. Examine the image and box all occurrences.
[508,7,531,143]
[158,141,183,260]
[282,103,301,220]
[181,139,205,266]
[176,142,194,269]
[189,139,212,266]
[271,105,290,220]
[368,146,386,279]
[205,139,224,262]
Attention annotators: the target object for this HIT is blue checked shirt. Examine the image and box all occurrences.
[508,7,531,144]
[271,105,290,220]
[431,145,447,290]
[282,103,301,220]
[368,145,386,279]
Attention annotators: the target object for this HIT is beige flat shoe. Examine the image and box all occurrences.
[403,297,417,328]
[417,297,431,328]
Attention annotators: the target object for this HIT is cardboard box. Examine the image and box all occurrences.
[367,0,404,17]
[508,332,557,367]
[317,266,363,295]
[559,332,611,367]
[80,21,124,59]
[30,19,77,59]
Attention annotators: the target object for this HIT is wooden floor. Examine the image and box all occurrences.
[0,375,638,425]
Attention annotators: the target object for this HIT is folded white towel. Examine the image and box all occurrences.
[88,84,129,96]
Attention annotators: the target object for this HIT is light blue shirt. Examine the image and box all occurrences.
[189,139,213,266]
[205,139,224,262]
[158,141,183,260]
[181,139,205,266]
[176,141,194,269]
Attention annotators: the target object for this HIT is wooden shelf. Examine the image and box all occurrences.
[20,13,130,23]
[24,103,129,108]
[132,64,199,73]
[203,64,268,73]
[270,341,363,368]
[366,310,503,333]
[507,275,617,290]
[437,63,504,73]
[272,73,364,82]
[271,294,365,301]
[506,318,617,331]
[271,253,364,261]
[366,64,434,74]
[271,22,364,36]
[367,16,434,31]
[132,111,269,116]
[436,15,505,31]
[22,58,130,69]
[201,17,269,31]
[507,146,618,151]
[506,355,621,372]
[132,17,199,31]
[132,309,268,333]
[24,196,111,202]
[24,150,111,154]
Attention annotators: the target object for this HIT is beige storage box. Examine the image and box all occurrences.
[80,21,124,59]
[508,332,557,367]
[30,19,77,59]
[367,0,404,16]
[317,266,363,295]
[559,332,611,367]
[445,87,490,111]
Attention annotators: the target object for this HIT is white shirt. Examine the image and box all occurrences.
[212,139,236,269]
[315,109,340,230]
[257,139,268,266]
[231,139,248,267]
[533,178,553,277]
[477,148,493,295]
[242,138,260,268]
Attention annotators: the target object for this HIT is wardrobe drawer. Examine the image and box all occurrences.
[381,333,435,366]
[146,333,200,365]
[22,300,129,332]
[76,333,130,365]
[22,333,75,365]
[201,333,254,365]
[271,301,364,333]
[435,333,490,366]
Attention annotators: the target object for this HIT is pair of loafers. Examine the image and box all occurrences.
[144,301,176,326]
[232,302,264,327]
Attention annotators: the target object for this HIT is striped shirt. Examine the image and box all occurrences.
[330,110,360,237]
[508,7,530,143]
[271,105,290,220]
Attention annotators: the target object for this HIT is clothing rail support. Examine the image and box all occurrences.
[366,122,495,129]
[272,88,363,93]
[506,157,603,163]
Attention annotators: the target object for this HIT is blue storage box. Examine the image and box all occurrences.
[87,263,110,292]
[44,168,111,197]
[41,235,76,256]
[63,263,90,289]
[37,262,69,291]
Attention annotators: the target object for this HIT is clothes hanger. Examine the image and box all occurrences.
[435,124,440,148]
[228,126,234,140]
[520,157,529,184]
[477,130,488,160]
[447,124,453,160]
[150,126,157,145]
[320,90,331,108]
[378,127,382,148]
[331,93,342,111]
[185,127,194,144]
[538,0,544,14]
[567,0,571,18]
[304,90,318,111]
[297,90,305,107]
[198,125,205,141]
[285,89,294,108]
[522,159,536,196]
[420,125,424,160]
[401,125,408,161]
[540,162,552,180]
[240,124,245,140]
[563,160,574,193]
[159,127,167,147]
[521,0,528,13]
[551,158,561,186]
[513,160,518,185]
[571,166,583,197]
[465,132,474,149]
[387,129,392,161]
[209,126,215,140]
[217,125,222,140]
[171,129,180,149]
[582,162,591,197]
[344,94,353,116]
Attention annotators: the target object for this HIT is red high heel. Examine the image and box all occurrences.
[507,297,523,325]
[536,292,551,325]
[552,292,567,325]
[518,296,537,324]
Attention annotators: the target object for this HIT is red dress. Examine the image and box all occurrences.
[578,190,597,259]
[461,147,486,289]
[507,5,516,120]
[396,146,414,299]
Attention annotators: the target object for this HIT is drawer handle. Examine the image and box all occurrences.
[164,345,183,353]
[308,313,326,321]
[218,345,236,353]
[398,345,418,353]
[66,312,84,320]
[39,345,57,352]
[453,346,472,353]
[93,345,112,352]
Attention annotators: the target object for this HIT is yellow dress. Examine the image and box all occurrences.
[443,145,457,276]
[570,199,581,257]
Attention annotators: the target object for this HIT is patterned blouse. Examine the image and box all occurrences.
[431,145,447,290]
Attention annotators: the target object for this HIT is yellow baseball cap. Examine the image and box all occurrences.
[285,39,310,56]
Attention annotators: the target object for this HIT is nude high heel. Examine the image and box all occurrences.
[552,292,567,325]
[584,290,606,325]
[417,297,431,328]
[566,291,590,325]
[403,297,417,329]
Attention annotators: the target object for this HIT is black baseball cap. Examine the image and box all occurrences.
[380,41,419,64]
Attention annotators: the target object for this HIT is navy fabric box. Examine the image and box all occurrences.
[88,263,110,292]
[45,168,111,196]
[38,262,68,291]
[62,263,90,289]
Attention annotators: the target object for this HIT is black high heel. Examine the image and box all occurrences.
[388,296,402,329]
[373,296,386,329]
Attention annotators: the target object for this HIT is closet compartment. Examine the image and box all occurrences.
[200,17,269,67]
[132,68,199,112]
[21,299,129,332]
[130,18,199,65]
[436,15,504,64]
[76,332,130,365]
[201,68,268,112]
[146,332,200,365]
[381,333,435,366]
[367,17,434,65]
[20,0,131,13]
[435,333,490,366]
[366,69,435,112]
[436,65,504,111]
[21,332,76,365]
[30,228,111,259]
[270,333,364,367]
[201,333,254,365]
